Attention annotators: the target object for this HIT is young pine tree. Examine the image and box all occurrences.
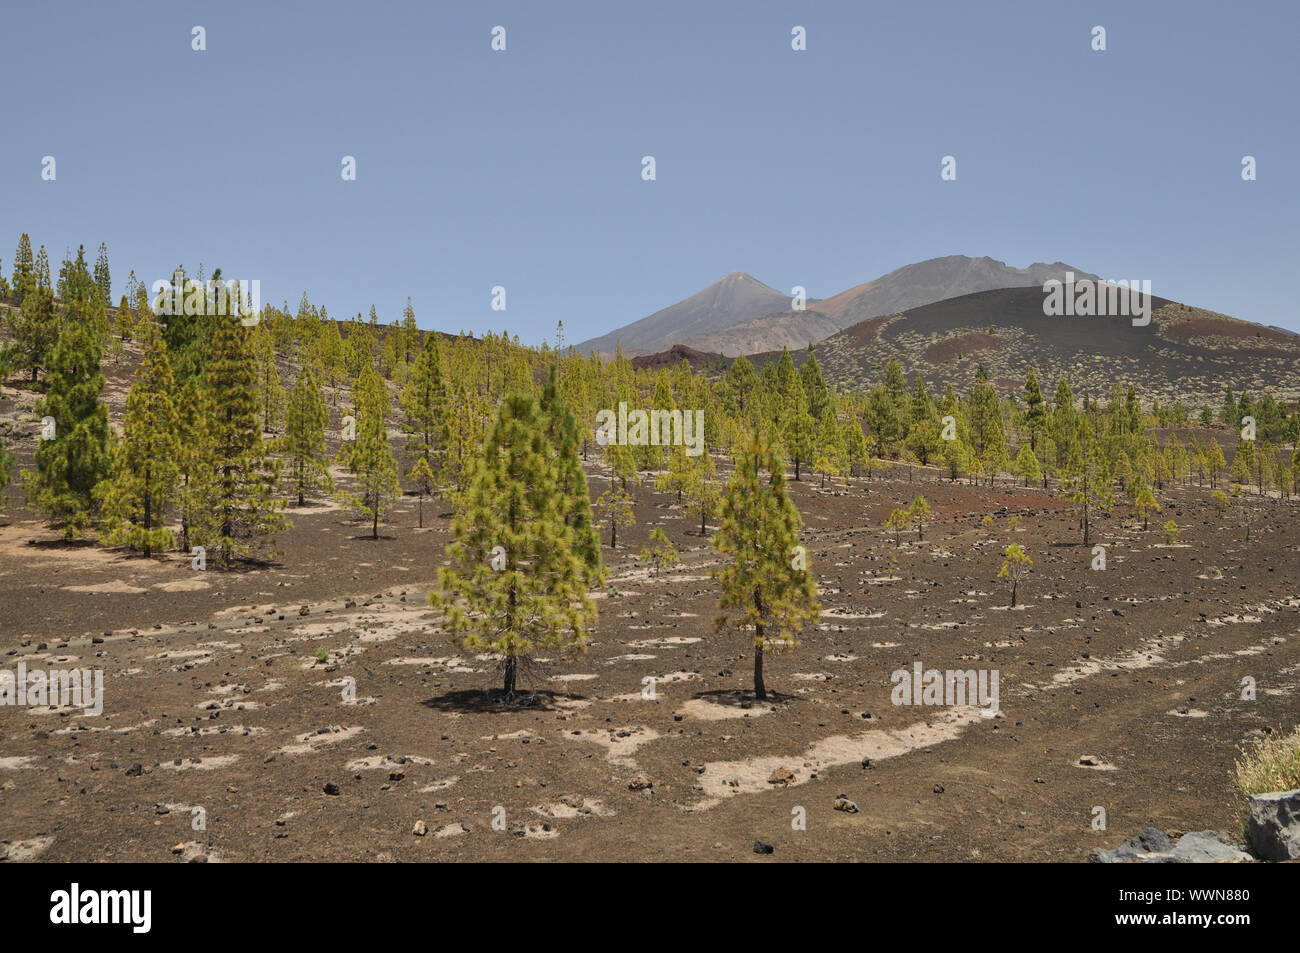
[25,319,111,538]
[596,482,636,549]
[281,366,332,506]
[713,437,820,701]
[98,324,180,556]
[683,448,720,537]
[252,322,286,433]
[401,333,449,476]
[430,393,598,698]
[193,314,288,566]
[540,365,603,583]
[2,285,59,384]
[408,456,436,528]
[0,436,14,512]
[341,367,400,539]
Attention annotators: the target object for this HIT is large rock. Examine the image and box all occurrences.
[1088,828,1251,863]
[1087,827,1171,863]
[1168,831,1253,863]
[1245,789,1300,861]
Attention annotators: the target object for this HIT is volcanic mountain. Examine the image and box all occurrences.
[577,256,1100,358]
[573,271,791,357]
[809,286,1300,406]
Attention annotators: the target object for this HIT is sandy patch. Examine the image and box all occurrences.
[675,698,776,721]
[153,578,211,592]
[64,580,147,594]
[278,725,365,756]
[694,707,980,804]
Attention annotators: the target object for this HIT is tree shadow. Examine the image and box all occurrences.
[420,688,585,713]
[25,537,97,550]
[348,534,398,541]
[690,687,794,708]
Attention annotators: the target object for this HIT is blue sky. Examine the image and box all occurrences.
[3,0,1297,344]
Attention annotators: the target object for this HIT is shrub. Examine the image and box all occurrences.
[1234,726,1300,796]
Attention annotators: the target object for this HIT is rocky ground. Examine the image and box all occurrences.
[2,442,1297,862]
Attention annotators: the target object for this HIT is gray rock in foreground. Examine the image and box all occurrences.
[1088,827,1251,863]
[1245,789,1300,861]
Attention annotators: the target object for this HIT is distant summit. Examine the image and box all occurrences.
[577,256,1098,358]
[573,271,790,357]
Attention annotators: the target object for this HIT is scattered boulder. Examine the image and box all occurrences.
[413,820,427,837]
[753,840,774,855]
[1245,789,1300,861]
[767,768,796,786]
[1089,827,1251,863]
[628,775,653,791]
[833,795,859,814]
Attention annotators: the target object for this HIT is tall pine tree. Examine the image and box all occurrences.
[193,313,287,566]
[25,320,111,537]
[431,393,597,698]
[98,323,179,555]
[713,436,820,700]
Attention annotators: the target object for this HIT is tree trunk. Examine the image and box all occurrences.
[503,655,517,698]
[418,495,424,528]
[372,507,378,539]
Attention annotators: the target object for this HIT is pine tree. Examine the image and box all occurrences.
[998,544,1032,607]
[193,314,288,566]
[251,322,286,433]
[34,245,51,292]
[774,349,814,479]
[1061,422,1112,545]
[0,435,14,510]
[25,319,111,538]
[639,526,679,575]
[281,366,332,506]
[713,436,820,701]
[656,445,691,502]
[909,495,931,540]
[92,243,111,305]
[683,449,720,537]
[11,233,35,304]
[1023,367,1046,451]
[539,365,602,582]
[430,392,597,698]
[1,285,59,383]
[98,324,179,555]
[400,332,448,475]
[174,379,208,553]
[1133,484,1158,531]
[800,347,830,421]
[408,456,436,528]
[1014,443,1041,486]
[341,366,400,539]
[596,482,635,549]
[841,407,869,479]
